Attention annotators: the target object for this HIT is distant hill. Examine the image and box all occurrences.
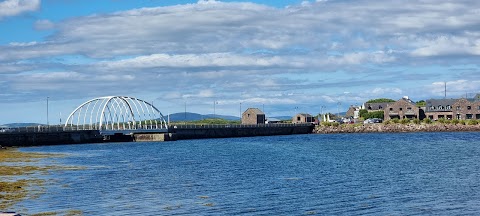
[270,116,292,121]
[2,113,297,126]
[2,123,43,127]
[165,112,240,122]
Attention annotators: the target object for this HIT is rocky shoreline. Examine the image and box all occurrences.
[315,123,480,134]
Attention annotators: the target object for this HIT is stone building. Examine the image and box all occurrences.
[384,97,420,120]
[345,105,361,119]
[424,99,456,120]
[292,113,315,124]
[242,108,266,124]
[452,98,480,120]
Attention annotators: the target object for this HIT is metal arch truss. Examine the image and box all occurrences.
[65,96,168,133]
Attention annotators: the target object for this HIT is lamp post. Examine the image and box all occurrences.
[320,105,325,122]
[213,100,218,119]
[46,97,49,127]
[337,102,341,118]
[239,102,242,119]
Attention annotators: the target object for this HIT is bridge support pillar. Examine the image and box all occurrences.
[133,133,177,142]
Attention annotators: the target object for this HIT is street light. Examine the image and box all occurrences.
[46,97,49,127]
[320,105,326,121]
[213,100,218,119]
[337,102,341,118]
[239,102,242,119]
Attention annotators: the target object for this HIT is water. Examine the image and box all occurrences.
[15,132,480,215]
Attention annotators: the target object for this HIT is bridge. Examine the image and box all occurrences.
[64,96,168,135]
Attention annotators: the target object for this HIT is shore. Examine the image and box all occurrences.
[315,122,480,134]
[0,148,84,215]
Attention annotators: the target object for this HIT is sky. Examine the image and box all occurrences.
[1,0,480,124]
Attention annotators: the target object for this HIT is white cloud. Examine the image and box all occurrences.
[368,87,403,96]
[2,0,480,117]
[0,0,40,19]
[429,80,480,97]
[411,35,480,57]
[34,19,55,30]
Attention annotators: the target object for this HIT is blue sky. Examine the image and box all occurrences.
[1,0,480,124]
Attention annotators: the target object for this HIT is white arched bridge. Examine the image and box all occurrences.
[65,96,168,135]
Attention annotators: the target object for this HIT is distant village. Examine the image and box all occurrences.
[240,94,480,125]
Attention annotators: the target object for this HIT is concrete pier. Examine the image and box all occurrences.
[0,124,314,146]
[169,123,314,140]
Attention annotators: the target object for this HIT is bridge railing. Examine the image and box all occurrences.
[169,123,314,129]
[0,124,168,133]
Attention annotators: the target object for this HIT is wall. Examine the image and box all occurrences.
[0,130,103,147]
[169,124,314,140]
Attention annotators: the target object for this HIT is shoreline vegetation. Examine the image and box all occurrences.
[315,119,480,133]
[0,148,84,216]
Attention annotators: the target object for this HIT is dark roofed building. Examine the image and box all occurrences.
[425,99,456,120]
[242,108,266,124]
[363,102,393,112]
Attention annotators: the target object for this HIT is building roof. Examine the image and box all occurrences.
[296,113,313,117]
[426,99,457,107]
[364,102,391,110]
[425,98,457,112]
[244,108,264,115]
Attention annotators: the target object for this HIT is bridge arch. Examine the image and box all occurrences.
[65,96,168,132]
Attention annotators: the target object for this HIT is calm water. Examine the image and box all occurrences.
[16,132,480,215]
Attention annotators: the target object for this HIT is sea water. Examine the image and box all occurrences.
[16,132,480,215]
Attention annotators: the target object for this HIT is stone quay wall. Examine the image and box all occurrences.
[170,124,315,140]
[0,130,104,147]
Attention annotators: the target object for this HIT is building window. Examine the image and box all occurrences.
[247,114,250,117]
[297,117,301,121]
[399,108,403,111]
[478,106,480,110]
[456,106,461,110]
[446,105,451,109]
[438,105,443,110]
[467,106,472,110]
[407,107,412,110]
[476,114,480,119]
[389,108,393,111]
[456,114,461,119]
[467,114,473,119]
[430,106,435,110]
[379,106,383,109]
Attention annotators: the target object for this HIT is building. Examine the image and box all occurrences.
[424,99,456,120]
[384,97,420,120]
[242,108,266,124]
[363,102,393,112]
[345,105,361,119]
[452,98,480,120]
[292,113,315,124]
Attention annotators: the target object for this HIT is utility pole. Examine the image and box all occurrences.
[184,101,187,122]
[213,100,217,119]
[239,102,242,119]
[444,81,447,99]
